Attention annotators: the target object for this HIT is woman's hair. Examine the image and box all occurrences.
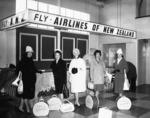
[54,50,62,58]
[73,48,80,55]
[94,50,101,57]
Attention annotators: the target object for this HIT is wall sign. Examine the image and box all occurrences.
[0,9,137,39]
[0,10,28,30]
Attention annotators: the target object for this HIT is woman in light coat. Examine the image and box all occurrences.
[114,48,128,97]
[90,50,106,98]
[69,48,86,106]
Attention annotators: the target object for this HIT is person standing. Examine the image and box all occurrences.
[90,50,106,98]
[69,48,86,106]
[126,61,137,92]
[16,46,42,113]
[51,49,67,101]
[114,48,128,97]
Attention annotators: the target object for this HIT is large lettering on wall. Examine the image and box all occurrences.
[0,10,136,39]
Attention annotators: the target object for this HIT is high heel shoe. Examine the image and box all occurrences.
[26,107,30,113]
[74,102,80,106]
[19,107,24,112]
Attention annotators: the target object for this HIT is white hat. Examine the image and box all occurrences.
[55,49,62,53]
[117,48,123,55]
[25,46,34,52]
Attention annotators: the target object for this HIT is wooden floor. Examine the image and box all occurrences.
[1,84,150,118]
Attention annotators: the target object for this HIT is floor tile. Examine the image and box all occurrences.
[132,100,150,109]
[111,105,150,118]
[1,84,150,118]
[73,104,99,116]
[141,95,150,101]
[124,92,149,99]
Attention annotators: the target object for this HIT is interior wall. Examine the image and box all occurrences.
[0,31,7,67]
[99,0,136,30]
[89,34,99,50]
[145,40,150,84]
[0,0,16,20]
[7,30,16,66]
[0,30,16,67]
[39,0,100,23]
[136,17,150,39]
[138,40,146,85]
[0,0,16,67]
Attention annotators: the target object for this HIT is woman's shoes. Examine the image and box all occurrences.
[26,107,31,113]
[74,102,80,106]
[19,107,24,112]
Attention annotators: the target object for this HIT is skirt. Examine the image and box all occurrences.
[94,84,104,91]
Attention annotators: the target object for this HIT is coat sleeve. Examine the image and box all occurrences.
[62,61,67,83]
[124,59,128,73]
[102,60,106,74]
[81,59,86,77]
[69,60,73,74]
[90,61,94,82]
[15,60,23,76]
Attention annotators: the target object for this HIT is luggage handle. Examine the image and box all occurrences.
[51,94,57,98]
[62,99,71,104]
[39,97,44,102]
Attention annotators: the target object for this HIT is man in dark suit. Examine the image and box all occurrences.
[126,61,137,92]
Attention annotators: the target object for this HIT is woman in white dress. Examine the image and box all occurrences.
[69,48,86,106]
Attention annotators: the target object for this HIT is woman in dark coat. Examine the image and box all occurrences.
[16,46,41,113]
[114,48,128,97]
[51,49,67,101]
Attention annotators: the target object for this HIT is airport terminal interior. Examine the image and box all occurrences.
[1,0,150,118]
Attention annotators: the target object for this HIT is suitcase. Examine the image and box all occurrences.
[60,99,75,113]
[116,96,132,110]
[47,95,62,110]
[33,97,49,117]
[85,95,99,109]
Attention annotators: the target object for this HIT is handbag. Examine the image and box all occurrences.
[12,71,22,86]
[71,68,78,74]
[60,99,75,113]
[87,81,94,90]
[18,79,23,94]
[63,84,69,99]
[16,71,23,94]
[123,72,130,91]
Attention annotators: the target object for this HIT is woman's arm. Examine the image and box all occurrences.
[90,61,94,82]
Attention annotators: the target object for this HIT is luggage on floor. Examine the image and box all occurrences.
[85,95,99,109]
[60,99,75,113]
[33,97,49,117]
[47,95,62,110]
[98,107,112,118]
[116,96,132,110]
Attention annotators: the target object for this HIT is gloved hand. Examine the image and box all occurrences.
[115,69,120,72]
[112,69,120,73]
[72,68,78,74]
[37,70,43,74]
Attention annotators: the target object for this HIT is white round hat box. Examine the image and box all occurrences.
[47,95,62,110]
[33,98,49,117]
[85,95,99,109]
[116,96,132,110]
